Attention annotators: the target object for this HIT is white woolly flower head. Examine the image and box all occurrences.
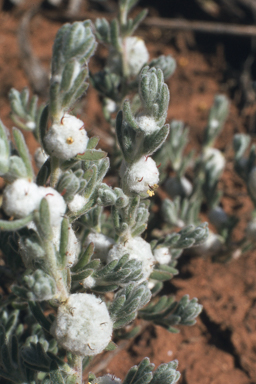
[82,275,96,289]
[2,178,42,218]
[165,176,192,199]
[121,156,159,198]
[153,246,172,265]
[203,147,225,175]
[34,147,48,169]
[107,236,154,283]
[123,37,149,77]
[51,293,113,356]
[91,375,122,384]
[68,194,87,213]
[85,232,115,263]
[136,115,159,135]
[39,187,66,227]
[44,114,89,160]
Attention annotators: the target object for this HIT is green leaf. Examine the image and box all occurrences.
[0,215,33,231]
[12,128,33,180]
[75,149,107,161]
[71,242,94,272]
[87,136,100,150]
[150,269,173,281]
[28,302,52,333]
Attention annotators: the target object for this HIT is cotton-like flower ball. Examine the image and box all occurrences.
[153,246,172,264]
[136,115,159,135]
[107,236,154,283]
[44,114,89,160]
[91,375,122,384]
[51,293,113,356]
[85,232,115,263]
[68,194,87,213]
[194,231,223,257]
[208,206,228,230]
[123,37,149,77]
[34,147,48,169]
[82,275,96,289]
[203,148,225,175]
[39,187,66,226]
[165,176,192,199]
[2,178,42,218]
[248,167,256,200]
[122,157,159,198]
[245,218,256,243]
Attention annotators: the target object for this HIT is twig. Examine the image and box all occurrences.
[142,17,256,37]
[41,7,256,38]
[18,5,49,97]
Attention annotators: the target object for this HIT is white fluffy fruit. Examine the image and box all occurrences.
[68,194,87,213]
[121,157,159,198]
[2,178,42,218]
[85,232,115,263]
[44,114,89,160]
[51,293,113,356]
[153,246,172,264]
[39,187,66,227]
[123,37,149,77]
[107,236,154,282]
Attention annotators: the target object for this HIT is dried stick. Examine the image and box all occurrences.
[142,17,256,37]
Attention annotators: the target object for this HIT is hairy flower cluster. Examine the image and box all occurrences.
[51,293,113,356]
[44,114,89,160]
[121,157,159,198]
[153,246,172,264]
[123,37,149,77]
[107,236,154,282]
[2,178,66,226]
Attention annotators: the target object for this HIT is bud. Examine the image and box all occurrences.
[165,176,192,199]
[51,293,113,356]
[208,206,228,230]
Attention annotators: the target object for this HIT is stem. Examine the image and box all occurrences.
[50,156,61,188]
[44,239,69,302]
[72,355,83,384]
